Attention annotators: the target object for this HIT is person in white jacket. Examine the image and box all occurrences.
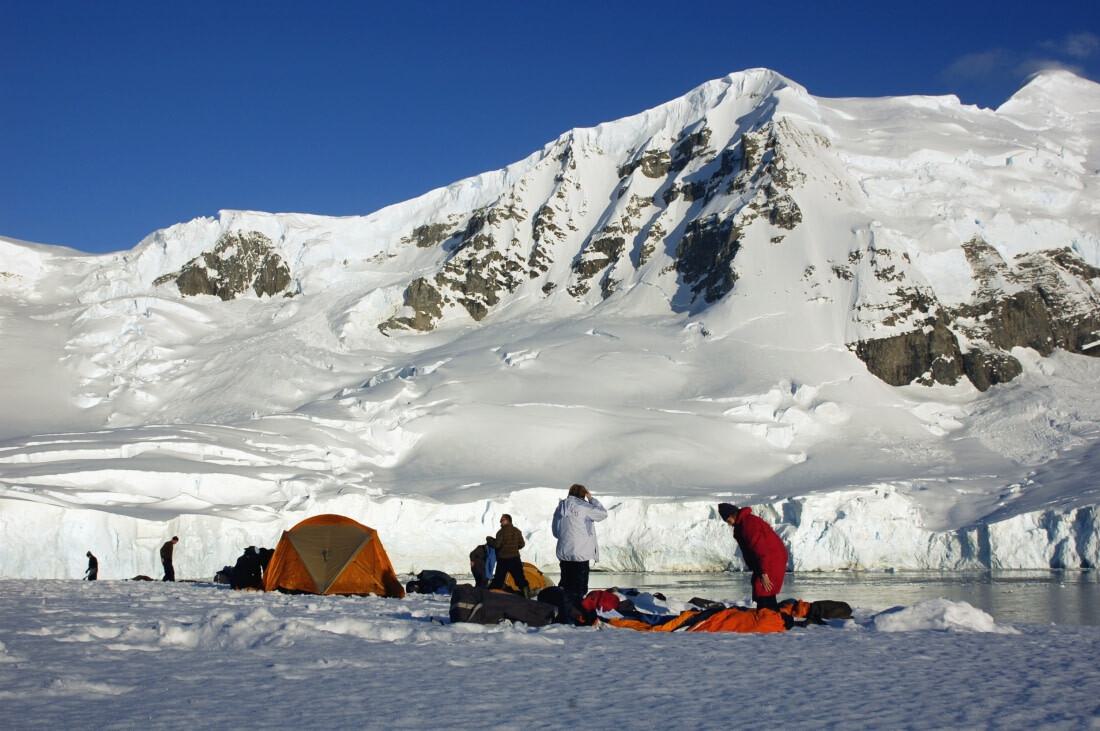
[552,483,608,601]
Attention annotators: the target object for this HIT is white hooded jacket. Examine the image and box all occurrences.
[552,495,608,562]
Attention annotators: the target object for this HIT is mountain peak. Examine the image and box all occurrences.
[998,68,1100,116]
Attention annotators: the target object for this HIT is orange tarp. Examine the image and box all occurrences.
[608,607,788,634]
[263,514,405,598]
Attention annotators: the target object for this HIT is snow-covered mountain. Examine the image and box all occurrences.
[2,68,1099,579]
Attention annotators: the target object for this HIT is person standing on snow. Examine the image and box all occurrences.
[552,484,608,601]
[160,536,179,582]
[469,543,490,589]
[718,503,788,610]
[487,514,530,597]
[84,551,98,581]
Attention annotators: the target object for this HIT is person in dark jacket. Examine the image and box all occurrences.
[84,551,98,581]
[469,543,490,589]
[160,536,179,582]
[487,514,529,596]
[718,503,788,610]
[231,546,263,590]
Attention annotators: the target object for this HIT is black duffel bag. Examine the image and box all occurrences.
[808,600,853,623]
[450,584,557,627]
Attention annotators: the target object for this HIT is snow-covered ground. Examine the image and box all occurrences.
[1,67,1100,578]
[1,580,1098,729]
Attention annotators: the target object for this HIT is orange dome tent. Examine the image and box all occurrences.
[263,514,405,598]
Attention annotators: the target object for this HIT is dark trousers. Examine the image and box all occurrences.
[162,561,175,582]
[471,560,489,589]
[559,560,590,601]
[85,570,97,581]
[489,556,527,592]
[753,593,778,611]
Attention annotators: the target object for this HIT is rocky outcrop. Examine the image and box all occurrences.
[618,126,714,181]
[378,278,444,334]
[380,200,533,333]
[153,231,291,300]
[853,317,966,387]
[961,348,1024,392]
[674,214,742,303]
[853,240,1100,390]
[399,215,464,249]
[569,195,652,298]
[673,123,805,304]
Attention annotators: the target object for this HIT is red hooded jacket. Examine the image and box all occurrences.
[733,507,788,597]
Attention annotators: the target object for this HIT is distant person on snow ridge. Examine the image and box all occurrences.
[84,551,98,581]
[487,514,530,597]
[718,503,788,611]
[160,536,179,582]
[552,483,608,602]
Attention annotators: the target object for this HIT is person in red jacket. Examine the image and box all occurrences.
[718,503,788,610]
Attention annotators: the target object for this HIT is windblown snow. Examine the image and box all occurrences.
[2,68,1100,579]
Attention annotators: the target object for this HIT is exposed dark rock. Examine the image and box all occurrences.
[984,290,1058,355]
[154,231,291,300]
[741,129,765,173]
[618,127,712,181]
[600,276,619,300]
[443,249,524,321]
[766,185,802,229]
[529,204,561,275]
[853,317,965,387]
[674,214,741,303]
[618,149,672,179]
[670,127,713,172]
[1045,247,1100,282]
[400,220,461,249]
[639,221,665,266]
[571,236,625,285]
[961,348,1023,392]
[854,243,1100,389]
[662,180,707,205]
[960,236,1012,300]
[378,278,444,334]
[951,242,1100,366]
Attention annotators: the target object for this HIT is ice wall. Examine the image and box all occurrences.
[3,487,1096,580]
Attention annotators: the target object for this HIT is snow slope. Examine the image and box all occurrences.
[2,68,1100,578]
[2,580,1098,729]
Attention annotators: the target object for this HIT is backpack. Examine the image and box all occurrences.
[536,586,592,625]
[808,600,853,623]
[407,570,458,594]
[449,585,557,627]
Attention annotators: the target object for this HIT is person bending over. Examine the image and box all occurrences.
[84,551,98,581]
[718,503,788,611]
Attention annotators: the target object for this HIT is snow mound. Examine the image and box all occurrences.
[131,607,303,650]
[865,599,1019,634]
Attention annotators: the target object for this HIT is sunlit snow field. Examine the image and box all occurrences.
[1,575,1099,729]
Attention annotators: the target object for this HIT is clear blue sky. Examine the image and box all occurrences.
[2,0,1097,253]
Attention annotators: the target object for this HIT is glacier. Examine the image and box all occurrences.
[1,67,1100,579]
